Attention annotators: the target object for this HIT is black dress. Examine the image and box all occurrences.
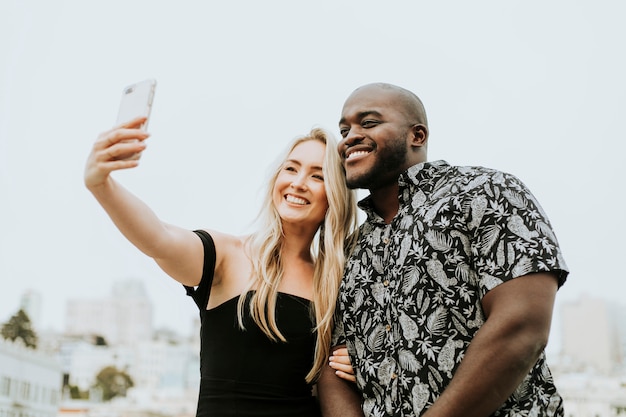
[185,230,321,417]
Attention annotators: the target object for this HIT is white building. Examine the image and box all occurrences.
[57,335,199,395]
[0,338,62,417]
[560,295,622,374]
[53,333,199,417]
[19,290,42,331]
[555,372,626,417]
[58,338,129,391]
[555,296,626,415]
[131,338,198,391]
[65,280,152,346]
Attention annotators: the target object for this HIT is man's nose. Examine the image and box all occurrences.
[342,126,364,146]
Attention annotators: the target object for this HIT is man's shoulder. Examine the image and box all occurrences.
[444,164,526,188]
[450,163,506,177]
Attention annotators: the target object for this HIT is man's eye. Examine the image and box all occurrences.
[362,120,379,128]
[339,127,349,138]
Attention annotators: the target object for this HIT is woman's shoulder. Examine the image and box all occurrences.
[200,229,250,250]
[198,229,252,268]
[198,230,254,298]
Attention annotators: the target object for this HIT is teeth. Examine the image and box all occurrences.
[286,195,308,205]
[347,150,370,160]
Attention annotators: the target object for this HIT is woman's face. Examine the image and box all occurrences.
[272,140,329,229]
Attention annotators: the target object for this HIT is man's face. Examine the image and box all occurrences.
[337,86,412,190]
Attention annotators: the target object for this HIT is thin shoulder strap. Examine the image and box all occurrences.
[184,229,216,310]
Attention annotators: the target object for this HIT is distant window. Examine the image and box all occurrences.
[0,377,10,397]
[21,382,30,401]
[50,389,58,405]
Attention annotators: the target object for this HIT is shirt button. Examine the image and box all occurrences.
[391,373,397,379]
[385,324,391,332]
[383,238,390,244]
[383,280,389,286]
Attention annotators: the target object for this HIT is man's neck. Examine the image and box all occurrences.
[369,184,400,224]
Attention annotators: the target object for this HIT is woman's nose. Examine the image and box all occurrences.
[290,174,307,190]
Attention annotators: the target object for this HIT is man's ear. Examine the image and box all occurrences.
[411,124,428,147]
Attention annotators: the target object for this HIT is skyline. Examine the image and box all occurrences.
[2,1,625,342]
[8,280,626,358]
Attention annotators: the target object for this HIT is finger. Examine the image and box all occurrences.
[92,147,141,165]
[115,116,148,130]
[96,127,150,151]
[99,159,142,173]
[329,354,351,365]
[105,130,150,149]
[94,137,145,160]
[329,361,354,374]
[329,348,352,366]
[335,370,356,383]
[333,347,349,356]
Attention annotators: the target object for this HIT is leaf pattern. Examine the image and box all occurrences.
[398,349,422,373]
[332,161,568,417]
[425,305,447,335]
[424,230,454,252]
[502,188,528,209]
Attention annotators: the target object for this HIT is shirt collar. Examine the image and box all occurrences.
[357,160,450,222]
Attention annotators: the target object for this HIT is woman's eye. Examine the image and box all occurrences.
[284,166,296,172]
[313,174,324,181]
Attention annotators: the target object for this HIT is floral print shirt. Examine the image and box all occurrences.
[332,160,568,417]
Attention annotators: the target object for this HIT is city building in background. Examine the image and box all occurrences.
[59,279,199,417]
[5,284,626,417]
[560,295,624,374]
[0,337,62,417]
[65,280,153,346]
[553,295,626,416]
[20,290,43,331]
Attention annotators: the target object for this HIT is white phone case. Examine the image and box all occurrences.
[116,79,157,130]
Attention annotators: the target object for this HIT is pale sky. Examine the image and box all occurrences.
[1,1,624,347]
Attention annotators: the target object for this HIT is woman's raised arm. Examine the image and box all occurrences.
[84,117,204,287]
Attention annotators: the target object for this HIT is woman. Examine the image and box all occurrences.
[84,117,358,416]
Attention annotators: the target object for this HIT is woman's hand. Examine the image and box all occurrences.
[84,117,150,190]
[329,347,356,383]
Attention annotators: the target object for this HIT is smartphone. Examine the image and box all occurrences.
[116,78,157,130]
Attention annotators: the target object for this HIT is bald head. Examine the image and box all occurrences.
[347,83,428,127]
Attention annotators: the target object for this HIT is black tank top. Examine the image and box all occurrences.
[185,230,320,417]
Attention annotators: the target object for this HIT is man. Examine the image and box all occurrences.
[317,83,568,417]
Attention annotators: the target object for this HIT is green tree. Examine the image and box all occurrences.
[1,309,37,348]
[68,385,89,400]
[93,366,134,401]
[93,335,108,346]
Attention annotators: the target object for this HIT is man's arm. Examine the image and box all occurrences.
[422,272,559,417]
[317,345,364,417]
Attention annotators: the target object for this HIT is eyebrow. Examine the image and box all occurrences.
[285,159,324,171]
[339,110,383,126]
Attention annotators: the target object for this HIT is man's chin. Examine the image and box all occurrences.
[345,174,370,190]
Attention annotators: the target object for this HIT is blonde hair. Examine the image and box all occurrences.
[238,127,358,382]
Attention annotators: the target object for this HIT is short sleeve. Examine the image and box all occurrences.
[471,172,569,297]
